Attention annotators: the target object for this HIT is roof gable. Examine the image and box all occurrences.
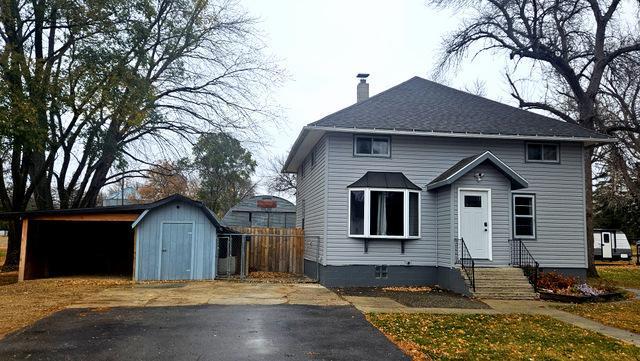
[131,194,224,230]
[427,151,528,190]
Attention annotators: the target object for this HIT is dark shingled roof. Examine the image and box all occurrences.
[348,172,421,190]
[310,77,608,139]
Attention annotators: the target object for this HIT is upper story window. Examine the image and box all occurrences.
[348,188,420,239]
[526,143,559,163]
[513,194,536,239]
[354,135,390,157]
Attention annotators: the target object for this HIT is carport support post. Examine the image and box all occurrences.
[18,218,29,282]
[240,235,246,279]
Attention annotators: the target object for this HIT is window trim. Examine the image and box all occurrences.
[353,135,391,158]
[525,142,560,163]
[347,187,421,239]
[512,193,536,239]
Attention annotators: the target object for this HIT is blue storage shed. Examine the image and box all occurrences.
[132,194,223,281]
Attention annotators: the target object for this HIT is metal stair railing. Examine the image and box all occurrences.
[455,237,476,292]
[509,238,540,292]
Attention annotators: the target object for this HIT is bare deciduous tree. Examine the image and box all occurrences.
[0,0,279,270]
[430,0,640,275]
[266,155,297,197]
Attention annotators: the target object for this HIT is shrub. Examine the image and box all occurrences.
[537,272,576,291]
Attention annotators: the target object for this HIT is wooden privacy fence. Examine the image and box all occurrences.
[234,227,305,274]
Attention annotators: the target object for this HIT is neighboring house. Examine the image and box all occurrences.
[284,75,614,293]
[102,186,144,206]
[223,195,296,228]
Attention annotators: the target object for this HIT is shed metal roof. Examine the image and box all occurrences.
[225,195,296,213]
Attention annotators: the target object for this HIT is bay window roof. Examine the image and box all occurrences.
[348,171,421,190]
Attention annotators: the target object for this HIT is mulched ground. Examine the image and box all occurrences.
[332,286,489,309]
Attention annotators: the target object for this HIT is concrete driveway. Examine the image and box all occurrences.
[69,280,349,308]
[0,281,409,360]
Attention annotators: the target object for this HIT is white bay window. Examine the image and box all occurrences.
[348,188,420,239]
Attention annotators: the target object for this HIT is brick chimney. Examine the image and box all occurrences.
[356,73,369,103]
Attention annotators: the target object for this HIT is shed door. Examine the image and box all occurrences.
[161,223,193,280]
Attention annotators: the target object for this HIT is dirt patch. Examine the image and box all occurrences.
[244,271,313,283]
[333,287,489,309]
[249,271,299,279]
[0,274,131,338]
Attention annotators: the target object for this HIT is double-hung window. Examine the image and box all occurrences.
[354,136,390,157]
[513,194,536,239]
[526,143,559,163]
[348,188,420,239]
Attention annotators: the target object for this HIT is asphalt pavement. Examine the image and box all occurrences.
[0,304,409,361]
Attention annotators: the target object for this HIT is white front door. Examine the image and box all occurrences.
[459,190,491,259]
[602,232,613,259]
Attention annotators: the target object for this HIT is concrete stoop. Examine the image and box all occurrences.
[461,267,538,300]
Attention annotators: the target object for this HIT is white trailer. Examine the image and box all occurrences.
[594,229,632,260]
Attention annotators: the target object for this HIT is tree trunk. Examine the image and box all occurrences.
[585,147,597,277]
[2,220,22,271]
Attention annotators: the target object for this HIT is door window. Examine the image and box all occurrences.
[464,195,482,207]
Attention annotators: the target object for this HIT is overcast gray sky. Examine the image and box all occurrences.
[243,0,520,195]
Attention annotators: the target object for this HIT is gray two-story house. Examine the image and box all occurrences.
[284,75,613,297]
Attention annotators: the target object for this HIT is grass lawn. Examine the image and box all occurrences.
[595,266,640,288]
[368,313,640,361]
[560,300,640,334]
[0,274,130,338]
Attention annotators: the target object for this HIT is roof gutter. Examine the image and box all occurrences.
[306,125,616,144]
[283,125,616,173]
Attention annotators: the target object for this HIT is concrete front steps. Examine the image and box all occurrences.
[463,267,538,300]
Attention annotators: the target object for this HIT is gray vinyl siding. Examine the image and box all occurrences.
[296,136,328,263]
[324,133,587,269]
[436,186,452,267]
[135,201,217,280]
[452,163,511,266]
